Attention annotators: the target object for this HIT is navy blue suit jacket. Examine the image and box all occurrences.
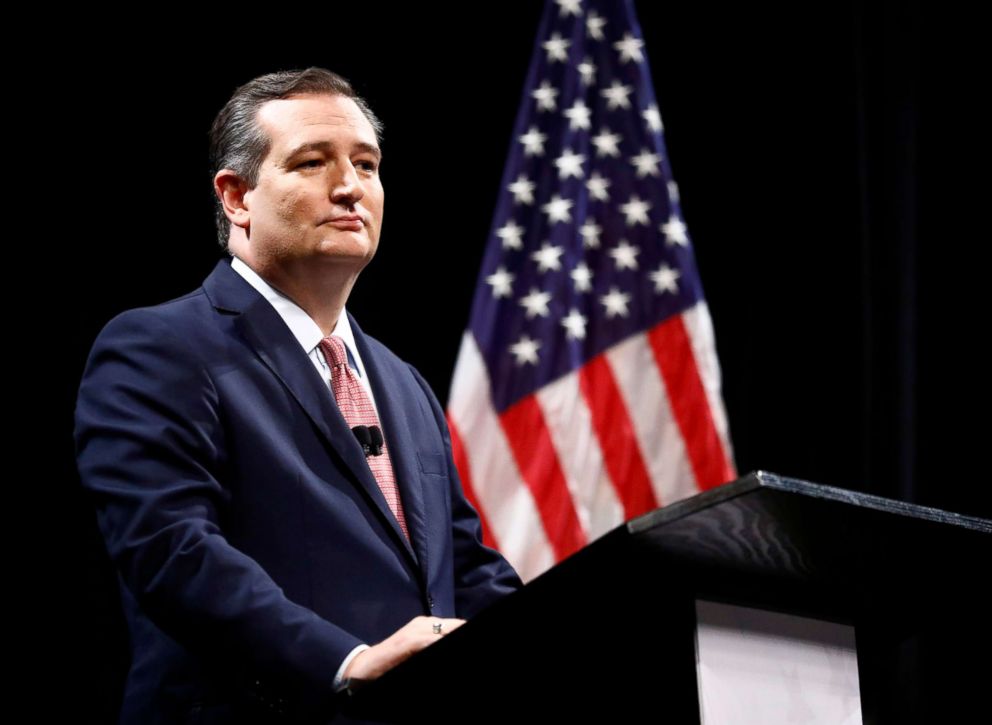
[74,257,521,723]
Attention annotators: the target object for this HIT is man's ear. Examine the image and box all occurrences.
[214,169,252,230]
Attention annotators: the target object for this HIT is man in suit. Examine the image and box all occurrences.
[74,68,522,723]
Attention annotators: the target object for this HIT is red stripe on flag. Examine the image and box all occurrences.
[447,415,500,551]
[648,316,736,489]
[578,355,661,518]
[499,395,586,561]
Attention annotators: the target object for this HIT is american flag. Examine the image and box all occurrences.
[446,0,735,582]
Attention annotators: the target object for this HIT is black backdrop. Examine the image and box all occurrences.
[55,2,989,719]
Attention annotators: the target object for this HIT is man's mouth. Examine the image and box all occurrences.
[324,215,364,231]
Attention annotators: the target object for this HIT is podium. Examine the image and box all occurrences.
[341,471,991,723]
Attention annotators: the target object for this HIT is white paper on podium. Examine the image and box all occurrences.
[695,600,862,725]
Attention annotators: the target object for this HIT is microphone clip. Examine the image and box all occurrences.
[352,425,385,457]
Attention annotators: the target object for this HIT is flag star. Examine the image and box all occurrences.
[485,266,515,298]
[600,287,631,318]
[609,240,640,271]
[620,194,652,226]
[554,148,586,179]
[614,33,645,64]
[531,242,565,273]
[509,334,541,366]
[561,309,588,340]
[661,215,689,246]
[570,262,593,292]
[591,128,622,158]
[586,11,606,40]
[555,0,582,17]
[541,194,573,225]
[667,180,681,203]
[496,220,524,250]
[580,221,602,248]
[507,174,536,205]
[578,57,597,86]
[543,33,571,63]
[630,148,662,178]
[586,172,611,201]
[563,99,592,131]
[519,125,547,157]
[650,263,681,294]
[532,80,559,112]
[601,81,634,110]
[519,288,552,319]
[642,104,664,133]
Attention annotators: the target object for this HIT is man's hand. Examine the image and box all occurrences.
[344,616,466,681]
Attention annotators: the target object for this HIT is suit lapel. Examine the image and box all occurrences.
[201,258,420,570]
[349,314,431,585]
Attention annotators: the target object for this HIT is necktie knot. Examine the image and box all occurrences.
[319,335,349,369]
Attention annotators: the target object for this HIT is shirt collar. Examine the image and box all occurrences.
[229,255,366,377]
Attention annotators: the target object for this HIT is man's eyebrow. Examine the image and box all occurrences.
[284,140,382,160]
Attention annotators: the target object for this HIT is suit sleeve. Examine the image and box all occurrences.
[74,309,362,719]
[407,365,523,617]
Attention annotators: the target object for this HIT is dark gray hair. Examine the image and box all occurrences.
[208,67,383,250]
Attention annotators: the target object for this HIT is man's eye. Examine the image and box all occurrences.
[298,159,322,169]
[356,160,378,172]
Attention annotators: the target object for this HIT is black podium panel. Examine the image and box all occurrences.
[342,472,991,723]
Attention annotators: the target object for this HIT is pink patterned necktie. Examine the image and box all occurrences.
[318,335,410,541]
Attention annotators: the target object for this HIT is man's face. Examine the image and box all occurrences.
[241,93,384,271]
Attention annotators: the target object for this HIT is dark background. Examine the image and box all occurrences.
[53,1,988,719]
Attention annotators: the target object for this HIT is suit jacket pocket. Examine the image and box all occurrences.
[417,450,445,476]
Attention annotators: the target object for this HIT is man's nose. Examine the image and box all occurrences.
[329,161,364,205]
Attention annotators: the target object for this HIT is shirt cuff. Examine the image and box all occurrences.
[333,644,370,691]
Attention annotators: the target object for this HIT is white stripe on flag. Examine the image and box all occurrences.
[535,371,625,542]
[605,326,700,505]
[448,333,556,582]
[682,302,735,460]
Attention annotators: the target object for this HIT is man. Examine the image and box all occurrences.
[74,68,522,724]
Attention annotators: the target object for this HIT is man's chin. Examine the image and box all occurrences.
[311,243,377,268]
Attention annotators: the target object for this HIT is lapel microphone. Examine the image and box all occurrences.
[351,425,385,457]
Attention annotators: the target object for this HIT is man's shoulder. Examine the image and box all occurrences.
[94,258,242,341]
[94,286,212,344]
[83,264,239,370]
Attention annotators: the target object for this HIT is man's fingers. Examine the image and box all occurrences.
[431,617,466,635]
[411,615,465,637]
[345,616,469,680]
